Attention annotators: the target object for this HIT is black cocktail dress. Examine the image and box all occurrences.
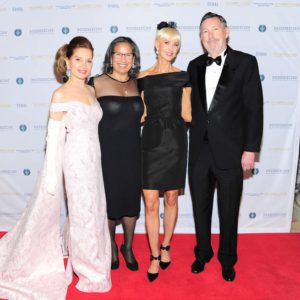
[138,71,190,191]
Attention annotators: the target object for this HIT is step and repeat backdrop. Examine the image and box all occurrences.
[0,0,299,233]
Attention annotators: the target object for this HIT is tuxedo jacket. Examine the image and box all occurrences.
[187,46,263,169]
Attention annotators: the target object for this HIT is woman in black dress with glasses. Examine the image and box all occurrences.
[89,37,143,271]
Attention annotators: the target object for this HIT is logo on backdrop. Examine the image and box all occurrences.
[0,125,13,131]
[108,3,119,8]
[12,7,24,12]
[16,103,27,108]
[0,78,9,84]
[263,212,287,218]
[56,5,75,10]
[256,52,267,57]
[62,27,70,34]
[252,168,259,175]
[23,169,31,176]
[77,27,102,34]
[29,28,54,35]
[269,123,292,129]
[110,25,118,33]
[16,77,24,85]
[160,213,164,219]
[206,1,219,7]
[260,74,265,81]
[19,124,27,132]
[249,212,256,219]
[266,169,289,175]
[14,29,22,36]
[33,125,47,131]
[272,75,297,81]
[229,25,251,32]
[258,25,267,32]
[274,26,300,32]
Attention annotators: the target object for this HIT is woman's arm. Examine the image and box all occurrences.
[140,91,147,123]
[181,87,192,122]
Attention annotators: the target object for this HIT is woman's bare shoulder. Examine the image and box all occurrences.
[51,86,66,103]
[138,67,155,79]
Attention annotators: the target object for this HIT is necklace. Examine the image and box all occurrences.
[106,73,131,96]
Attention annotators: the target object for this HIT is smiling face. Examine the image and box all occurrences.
[111,42,134,76]
[66,47,93,80]
[155,35,180,62]
[200,16,229,57]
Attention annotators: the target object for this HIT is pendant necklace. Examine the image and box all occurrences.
[106,73,130,96]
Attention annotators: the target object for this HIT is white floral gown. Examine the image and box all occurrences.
[0,101,111,300]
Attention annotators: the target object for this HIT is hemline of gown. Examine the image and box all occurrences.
[108,213,140,220]
[143,186,185,196]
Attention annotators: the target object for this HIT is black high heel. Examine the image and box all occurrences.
[120,244,139,271]
[111,259,119,270]
[160,245,171,270]
[147,255,161,282]
[111,244,119,270]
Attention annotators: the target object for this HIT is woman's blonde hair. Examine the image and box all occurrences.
[155,26,181,46]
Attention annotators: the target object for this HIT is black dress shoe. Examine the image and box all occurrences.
[222,266,236,282]
[191,260,205,274]
[147,255,161,282]
[120,244,139,271]
[159,244,171,270]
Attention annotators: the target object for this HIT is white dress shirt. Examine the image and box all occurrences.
[205,48,227,110]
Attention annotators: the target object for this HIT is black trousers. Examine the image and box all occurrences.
[188,144,243,267]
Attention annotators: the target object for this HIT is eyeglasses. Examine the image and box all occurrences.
[112,52,134,60]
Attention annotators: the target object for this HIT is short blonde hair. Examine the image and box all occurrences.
[155,27,181,46]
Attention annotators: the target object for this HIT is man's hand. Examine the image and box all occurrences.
[241,151,255,171]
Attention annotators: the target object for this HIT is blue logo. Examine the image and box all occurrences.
[252,168,259,175]
[260,74,265,81]
[258,25,267,32]
[14,29,22,36]
[16,77,24,85]
[62,27,70,34]
[19,124,27,132]
[160,213,164,219]
[23,169,31,176]
[249,212,256,219]
[110,25,118,33]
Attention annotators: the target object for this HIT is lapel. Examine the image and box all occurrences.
[196,57,208,113]
[208,46,236,113]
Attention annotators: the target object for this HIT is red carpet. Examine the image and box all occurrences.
[1,233,300,299]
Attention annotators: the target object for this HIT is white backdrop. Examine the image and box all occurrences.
[0,0,299,233]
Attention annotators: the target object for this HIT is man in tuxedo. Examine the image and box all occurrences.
[187,12,263,281]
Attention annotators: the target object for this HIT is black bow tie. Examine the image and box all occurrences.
[206,55,222,66]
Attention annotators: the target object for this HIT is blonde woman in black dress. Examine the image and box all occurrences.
[138,22,192,282]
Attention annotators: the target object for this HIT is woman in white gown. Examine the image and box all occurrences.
[0,36,111,300]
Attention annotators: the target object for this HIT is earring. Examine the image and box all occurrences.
[66,68,71,77]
